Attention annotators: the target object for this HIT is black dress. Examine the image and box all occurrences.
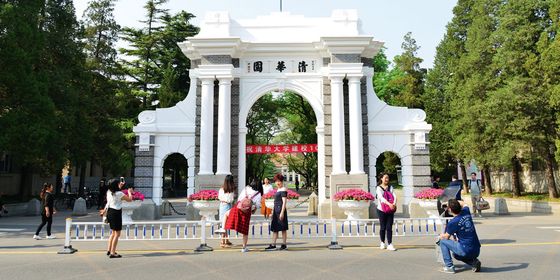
[271,190,289,232]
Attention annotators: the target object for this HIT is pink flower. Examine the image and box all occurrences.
[122,189,145,201]
[414,188,444,200]
[188,190,219,201]
[263,189,300,200]
[333,189,375,201]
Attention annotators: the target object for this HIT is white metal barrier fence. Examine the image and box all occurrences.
[58,217,452,254]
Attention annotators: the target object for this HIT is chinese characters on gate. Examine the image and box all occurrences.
[246,59,317,74]
[246,144,318,154]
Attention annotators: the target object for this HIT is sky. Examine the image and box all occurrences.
[73,0,458,69]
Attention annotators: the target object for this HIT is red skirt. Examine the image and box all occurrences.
[224,202,252,235]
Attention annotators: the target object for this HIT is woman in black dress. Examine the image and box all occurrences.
[265,173,289,251]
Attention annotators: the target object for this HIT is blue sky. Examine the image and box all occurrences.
[74,0,458,68]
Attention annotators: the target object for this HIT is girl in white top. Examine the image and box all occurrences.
[102,178,133,258]
[218,175,236,247]
[261,177,274,219]
[376,173,397,251]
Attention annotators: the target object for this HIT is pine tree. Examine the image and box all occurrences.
[391,32,426,109]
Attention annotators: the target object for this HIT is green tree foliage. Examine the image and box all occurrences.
[120,0,198,109]
[391,32,426,109]
[245,94,282,183]
[81,0,131,175]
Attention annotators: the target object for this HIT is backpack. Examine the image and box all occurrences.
[378,186,396,213]
[237,187,259,213]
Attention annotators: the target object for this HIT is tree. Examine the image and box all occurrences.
[391,32,426,109]
[81,0,132,176]
[120,1,198,109]
[277,92,318,191]
[489,0,557,198]
[0,0,61,198]
[245,94,282,183]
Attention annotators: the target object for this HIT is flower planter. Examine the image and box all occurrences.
[336,200,371,221]
[121,200,142,224]
[192,200,220,221]
[416,199,442,223]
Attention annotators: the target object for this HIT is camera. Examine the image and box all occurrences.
[120,177,125,183]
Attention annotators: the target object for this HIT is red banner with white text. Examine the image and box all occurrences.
[246,144,318,154]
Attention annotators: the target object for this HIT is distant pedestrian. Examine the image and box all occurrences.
[261,177,273,219]
[376,173,397,251]
[102,178,134,258]
[438,199,482,274]
[295,177,300,192]
[97,178,108,210]
[265,173,289,251]
[218,175,235,248]
[216,179,262,252]
[468,173,483,217]
[0,192,7,217]
[34,183,56,240]
[432,175,441,189]
[63,173,72,193]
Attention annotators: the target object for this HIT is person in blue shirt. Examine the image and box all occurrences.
[438,199,482,274]
[63,174,72,193]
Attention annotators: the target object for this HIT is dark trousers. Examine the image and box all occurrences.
[377,209,394,244]
[35,214,53,236]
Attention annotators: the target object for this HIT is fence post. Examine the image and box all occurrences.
[194,219,213,252]
[58,218,78,254]
[328,218,342,250]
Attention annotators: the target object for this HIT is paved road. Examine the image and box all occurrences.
[1,209,559,279]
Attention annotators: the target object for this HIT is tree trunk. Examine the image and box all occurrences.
[18,165,32,199]
[483,166,493,196]
[511,157,522,197]
[55,169,63,194]
[459,161,468,194]
[79,164,86,196]
[544,150,559,199]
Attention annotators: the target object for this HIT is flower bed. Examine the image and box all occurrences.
[263,189,300,200]
[414,188,444,200]
[122,189,145,201]
[333,189,375,201]
[188,190,219,201]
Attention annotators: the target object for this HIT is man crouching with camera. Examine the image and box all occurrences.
[438,199,482,274]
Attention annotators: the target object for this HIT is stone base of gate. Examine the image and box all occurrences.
[195,174,228,191]
[318,173,369,219]
[132,199,161,220]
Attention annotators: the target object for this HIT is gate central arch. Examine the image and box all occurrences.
[238,83,325,202]
[133,10,433,220]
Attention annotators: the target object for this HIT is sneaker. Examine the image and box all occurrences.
[440,266,455,274]
[241,247,249,253]
[265,244,277,251]
[214,228,226,234]
[379,242,386,249]
[471,259,481,272]
[46,235,56,239]
[279,244,287,251]
[387,244,396,251]
[33,235,42,240]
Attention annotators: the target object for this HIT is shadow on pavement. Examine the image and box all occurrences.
[481,262,529,273]
[125,251,199,258]
[0,244,60,249]
[480,239,516,245]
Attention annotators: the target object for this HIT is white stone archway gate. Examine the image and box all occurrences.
[133,10,432,219]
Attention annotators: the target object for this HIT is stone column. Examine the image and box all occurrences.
[199,78,215,175]
[348,75,364,174]
[238,127,247,193]
[330,76,346,175]
[216,78,232,175]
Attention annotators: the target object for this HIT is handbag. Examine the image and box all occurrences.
[476,197,490,211]
[379,186,397,213]
[237,188,259,213]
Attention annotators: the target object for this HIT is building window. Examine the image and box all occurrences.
[0,153,13,173]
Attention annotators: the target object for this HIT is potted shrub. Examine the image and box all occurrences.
[333,189,375,221]
[188,190,220,221]
[263,189,301,209]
